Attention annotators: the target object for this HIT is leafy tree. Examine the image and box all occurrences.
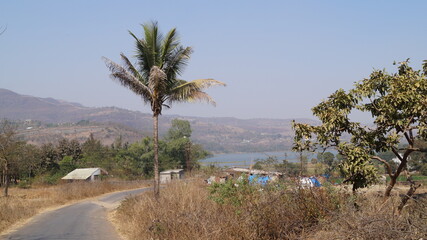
[317,152,335,167]
[81,133,112,169]
[39,143,60,173]
[104,21,225,198]
[293,60,427,197]
[10,143,41,180]
[57,138,82,165]
[253,156,279,171]
[58,156,78,175]
[0,120,21,196]
[166,119,192,140]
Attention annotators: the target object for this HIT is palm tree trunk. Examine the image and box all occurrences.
[153,114,160,200]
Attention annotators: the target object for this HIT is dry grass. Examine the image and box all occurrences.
[0,180,147,234]
[114,179,427,240]
[308,192,427,240]
[114,179,344,240]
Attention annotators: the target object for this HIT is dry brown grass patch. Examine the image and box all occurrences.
[114,179,427,240]
[114,179,349,240]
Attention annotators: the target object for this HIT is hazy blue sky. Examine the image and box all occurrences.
[1,1,426,120]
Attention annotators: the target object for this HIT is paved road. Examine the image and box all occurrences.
[2,188,150,240]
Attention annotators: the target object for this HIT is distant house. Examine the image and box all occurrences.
[62,168,108,182]
[160,169,184,184]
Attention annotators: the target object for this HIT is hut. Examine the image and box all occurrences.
[62,168,108,182]
[160,169,184,184]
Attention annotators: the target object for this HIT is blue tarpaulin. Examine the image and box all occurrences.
[248,175,270,185]
[309,177,322,187]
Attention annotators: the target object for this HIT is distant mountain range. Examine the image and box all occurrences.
[0,88,317,153]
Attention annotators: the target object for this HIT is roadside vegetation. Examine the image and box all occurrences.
[111,60,427,239]
[113,177,427,240]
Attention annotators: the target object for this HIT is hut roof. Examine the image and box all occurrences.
[160,169,184,174]
[62,168,107,180]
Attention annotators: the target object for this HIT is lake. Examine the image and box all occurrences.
[199,151,314,167]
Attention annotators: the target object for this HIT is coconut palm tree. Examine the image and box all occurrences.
[103,22,225,199]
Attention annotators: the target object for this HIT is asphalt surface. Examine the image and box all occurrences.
[2,188,151,240]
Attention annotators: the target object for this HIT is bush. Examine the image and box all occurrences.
[115,179,349,240]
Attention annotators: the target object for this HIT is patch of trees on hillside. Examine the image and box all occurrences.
[0,119,210,194]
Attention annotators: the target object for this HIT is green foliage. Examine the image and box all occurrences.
[166,119,192,140]
[1,119,212,184]
[59,156,77,175]
[317,152,335,167]
[208,177,255,206]
[293,60,427,193]
[338,144,378,191]
[253,156,279,171]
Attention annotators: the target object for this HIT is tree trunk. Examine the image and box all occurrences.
[3,162,9,197]
[153,114,160,200]
[384,153,409,197]
[185,141,191,172]
[398,177,420,214]
[385,175,396,197]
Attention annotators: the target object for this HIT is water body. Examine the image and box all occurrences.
[200,151,312,168]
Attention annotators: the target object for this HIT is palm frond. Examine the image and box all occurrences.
[188,91,216,105]
[129,31,152,79]
[143,21,163,66]
[174,78,226,90]
[120,53,145,83]
[164,46,193,81]
[160,28,179,67]
[103,57,153,103]
[167,79,225,105]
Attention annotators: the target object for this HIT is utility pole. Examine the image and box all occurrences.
[185,140,192,172]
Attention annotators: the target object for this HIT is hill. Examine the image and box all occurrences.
[0,88,316,153]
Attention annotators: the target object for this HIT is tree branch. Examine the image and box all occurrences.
[403,132,413,146]
[397,147,427,152]
[393,149,413,178]
[391,147,403,161]
[372,156,392,177]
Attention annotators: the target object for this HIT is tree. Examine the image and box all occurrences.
[104,22,225,198]
[166,119,192,140]
[165,119,192,170]
[0,120,21,197]
[81,133,110,168]
[317,152,335,167]
[293,60,427,198]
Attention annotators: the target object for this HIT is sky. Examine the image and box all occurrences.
[1,1,426,121]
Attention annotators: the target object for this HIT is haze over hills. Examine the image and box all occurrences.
[0,88,317,153]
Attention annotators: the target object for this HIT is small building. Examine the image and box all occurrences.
[160,169,184,184]
[62,168,108,182]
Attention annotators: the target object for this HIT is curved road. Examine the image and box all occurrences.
[1,188,150,240]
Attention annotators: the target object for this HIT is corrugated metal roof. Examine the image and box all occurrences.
[62,168,101,180]
[160,169,184,174]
